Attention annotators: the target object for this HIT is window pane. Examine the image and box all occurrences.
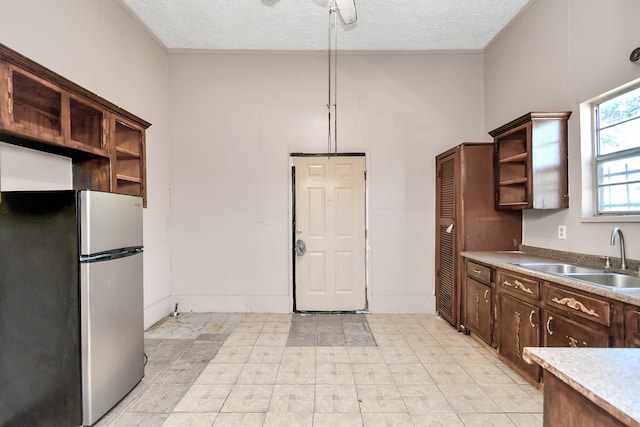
[598,181,640,212]
[598,117,640,155]
[599,86,640,128]
[597,156,640,185]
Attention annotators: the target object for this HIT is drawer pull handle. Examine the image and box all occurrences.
[502,279,534,294]
[473,269,482,274]
[483,289,489,302]
[546,316,554,335]
[551,296,600,318]
[529,310,536,328]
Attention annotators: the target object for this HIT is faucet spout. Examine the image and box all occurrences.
[610,227,628,270]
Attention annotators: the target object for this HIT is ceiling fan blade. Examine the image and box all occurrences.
[335,0,357,24]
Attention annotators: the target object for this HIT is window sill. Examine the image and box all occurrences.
[581,215,640,223]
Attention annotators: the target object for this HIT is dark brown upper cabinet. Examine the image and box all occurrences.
[0,43,150,206]
[490,112,571,210]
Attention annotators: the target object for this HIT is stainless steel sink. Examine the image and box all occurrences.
[516,263,600,275]
[564,273,640,289]
[515,262,640,289]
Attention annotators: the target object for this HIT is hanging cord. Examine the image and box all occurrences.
[333,4,338,155]
[327,1,333,157]
[327,0,340,157]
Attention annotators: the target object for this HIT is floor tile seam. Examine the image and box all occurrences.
[432,383,536,417]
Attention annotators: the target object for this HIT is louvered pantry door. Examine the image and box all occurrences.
[436,153,456,326]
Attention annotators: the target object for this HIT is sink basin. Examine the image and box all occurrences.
[564,273,640,289]
[515,262,640,289]
[516,263,600,275]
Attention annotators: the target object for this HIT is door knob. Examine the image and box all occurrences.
[295,239,306,256]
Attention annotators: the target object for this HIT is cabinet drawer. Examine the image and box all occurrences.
[466,260,491,284]
[545,285,611,327]
[498,271,540,300]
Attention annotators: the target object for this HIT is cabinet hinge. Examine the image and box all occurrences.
[364,170,367,180]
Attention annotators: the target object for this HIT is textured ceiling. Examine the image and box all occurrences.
[118,0,532,51]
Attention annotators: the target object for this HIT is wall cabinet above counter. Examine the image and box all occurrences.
[0,43,150,206]
[489,112,571,210]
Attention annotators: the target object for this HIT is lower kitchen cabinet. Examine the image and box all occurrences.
[498,292,541,383]
[542,310,610,348]
[543,282,614,348]
[625,305,640,347]
[465,259,638,387]
[464,260,494,346]
[465,277,493,346]
[542,371,628,427]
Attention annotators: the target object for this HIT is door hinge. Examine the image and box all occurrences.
[364,170,367,180]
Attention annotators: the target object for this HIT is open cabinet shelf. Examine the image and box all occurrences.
[490,112,571,210]
[0,43,150,205]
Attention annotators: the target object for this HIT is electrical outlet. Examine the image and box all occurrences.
[558,225,566,239]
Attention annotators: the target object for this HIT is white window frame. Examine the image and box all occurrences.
[580,79,640,223]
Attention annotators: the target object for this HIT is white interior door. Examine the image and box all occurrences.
[293,155,366,311]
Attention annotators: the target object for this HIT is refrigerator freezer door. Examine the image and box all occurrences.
[80,190,143,256]
[81,252,144,426]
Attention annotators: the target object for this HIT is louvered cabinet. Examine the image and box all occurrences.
[435,143,521,330]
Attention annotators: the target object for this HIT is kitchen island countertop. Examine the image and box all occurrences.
[524,347,640,426]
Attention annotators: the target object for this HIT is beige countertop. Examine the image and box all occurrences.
[461,251,640,306]
[523,347,640,426]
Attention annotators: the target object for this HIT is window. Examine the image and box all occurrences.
[593,84,640,215]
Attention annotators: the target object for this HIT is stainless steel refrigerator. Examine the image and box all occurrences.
[0,190,144,426]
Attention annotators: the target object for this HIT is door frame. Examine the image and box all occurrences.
[289,152,369,313]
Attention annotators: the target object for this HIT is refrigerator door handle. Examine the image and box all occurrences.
[80,247,143,263]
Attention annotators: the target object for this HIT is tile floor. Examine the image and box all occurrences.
[96,313,543,427]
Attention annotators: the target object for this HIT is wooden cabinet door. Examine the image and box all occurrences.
[110,115,147,206]
[465,277,492,345]
[498,293,540,382]
[2,64,65,144]
[435,152,456,327]
[625,306,640,348]
[543,311,610,348]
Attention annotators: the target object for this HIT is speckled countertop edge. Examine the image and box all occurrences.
[461,251,640,306]
[523,347,640,426]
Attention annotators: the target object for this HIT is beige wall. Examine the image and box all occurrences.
[0,0,173,328]
[4,0,635,320]
[168,52,486,313]
[484,0,640,262]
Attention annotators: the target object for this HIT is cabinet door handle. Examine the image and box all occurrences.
[483,289,489,302]
[546,316,554,335]
[529,310,537,328]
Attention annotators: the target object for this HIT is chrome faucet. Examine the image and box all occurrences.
[610,227,628,270]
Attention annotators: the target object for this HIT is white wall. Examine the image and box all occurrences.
[168,52,486,313]
[0,0,173,328]
[484,0,640,262]
[0,143,72,190]
[10,0,634,318]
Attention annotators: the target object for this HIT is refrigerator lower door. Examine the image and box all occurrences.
[81,252,144,426]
